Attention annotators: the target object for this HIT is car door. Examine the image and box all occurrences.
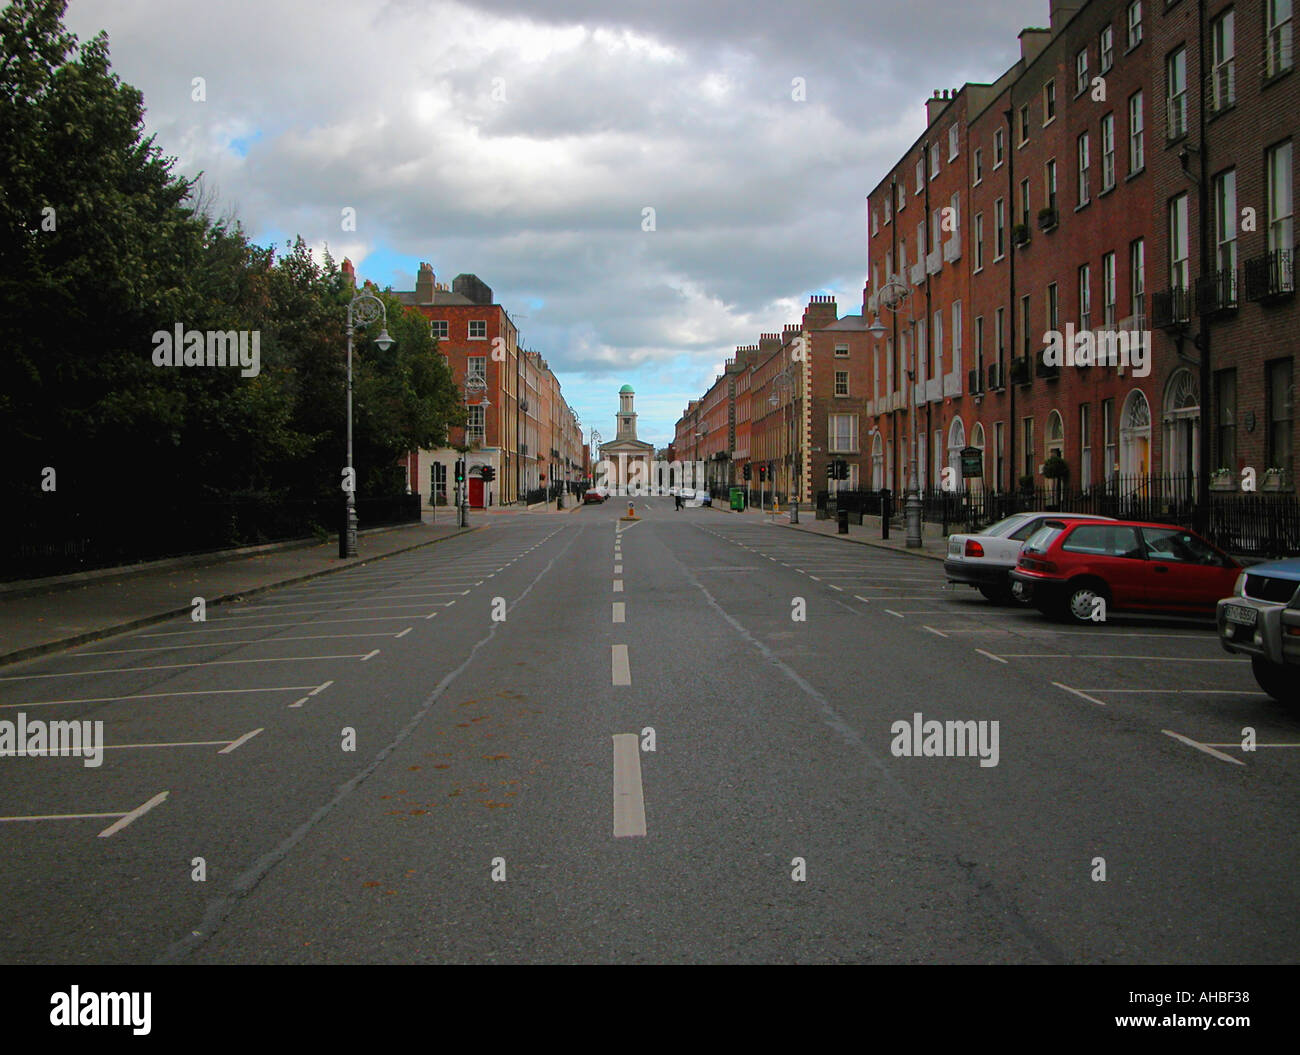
[1138,526,1238,611]
[1058,523,1146,607]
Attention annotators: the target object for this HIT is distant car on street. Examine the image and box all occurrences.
[583,489,605,504]
[1010,518,1241,624]
[945,511,1114,604]
[1217,558,1300,703]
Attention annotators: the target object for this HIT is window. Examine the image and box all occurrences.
[884,196,892,224]
[835,370,849,396]
[948,191,960,237]
[1167,47,1187,140]
[1142,526,1227,565]
[1267,140,1294,253]
[1100,24,1114,73]
[994,128,1006,167]
[1021,294,1032,355]
[995,421,1006,484]
[871,207,878,237]
[973,147,984,185]
[469,319,487,339]
[1216,369,1237,471]
[1127,1,1143,50]
[1130,238,1146,323]
[1078,265,1091,330]
[1063,524,1142,558]
[1043,79,1056,123]
[1128,90,1144,173]
[1045,159,1058,211]
[1101,113,1116,190]
[952,301,962,364]
[1047,282,1059,333]
[933,310,943,378]
[1075,47,1090,95]
[432,461,447,504]
[975,315,985,374]
[1103,251,1117,326]
[1103,397,1117,480]
[930,142,940,179]
[1080,404,1093,484]
[467,356,487,380]
[834,343,850,358]
[1023,417,1035,478]
[829,414,859,453]
[1214,168,1238,277]
[974,213,985,270]
[1077,132,1091,206]
[1169,193,1189,289]
[948,124,959,160]
[431,319,448,339]
[1267,358,1294,479]
[1018,105,1030,145]
[897,181,906,212]
[994,198,1006,259]
[1267,0,1293,78]
[915,159,924,194]
[996,307,1006,360]
[467,403,486,438]
[1210,9,1235,112]
[1020,178,1032,227]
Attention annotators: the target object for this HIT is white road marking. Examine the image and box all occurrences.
[1052,682,1108,707]
[611,644,631,686]
[290,680,335,709]
[395,627,412,638]
[922,625,949,638]
[614,564,623,573]
[612,733,647,837]
[75,631,402,655]
[98,790,170,837]
[1163,729,1245,766]
[612,603,625,623]
[4,686,317,710]
[0,655,370,681]
[975,649,1008,664]
[1000,654,1238,662]
[1204,742,1300,749]
[361,649,380,662]
[613,580,624,592]
[884,609,904,618]
[1081,688,1268,695]
[217,728,265,754]
[829,584,843,591]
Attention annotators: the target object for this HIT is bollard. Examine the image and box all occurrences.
[627,502,634,518]
[837,508,849,534]
[880,488,891,540]
[790,500,799,524]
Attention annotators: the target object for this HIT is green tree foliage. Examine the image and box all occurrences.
[0,0,461,566]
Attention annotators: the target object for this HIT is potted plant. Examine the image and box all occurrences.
[1018,473,1036,494]
[1038,206,1059,230]
[1263,467,1287,491]
[1012,223,1031,247]
[1042,454,1068,480]
[1210,467,1235,491]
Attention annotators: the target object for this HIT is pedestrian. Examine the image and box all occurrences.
[674,492,683,511]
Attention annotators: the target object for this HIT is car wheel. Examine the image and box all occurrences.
[1063,581,1109,625]
[977,583,1014,605]
[1251,657,1298,705]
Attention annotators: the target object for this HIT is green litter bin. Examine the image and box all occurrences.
[729,487,746,511]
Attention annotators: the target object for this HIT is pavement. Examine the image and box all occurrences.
[2,494,1296,966]
[706,500,946,561]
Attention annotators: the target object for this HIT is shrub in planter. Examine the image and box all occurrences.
[1042,454,1068,480]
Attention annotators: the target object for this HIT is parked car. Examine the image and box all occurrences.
[1216,558,1300,704]
[945,511,1114,603]
[583,489,605,504]
[1010,518,1241,624]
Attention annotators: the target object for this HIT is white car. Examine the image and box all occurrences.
[945,511,1114,603]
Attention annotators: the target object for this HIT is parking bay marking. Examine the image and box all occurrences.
[1162,729,1245,767]
[4,685,324,710]
[0,790,170,838]
[0,655,373,681]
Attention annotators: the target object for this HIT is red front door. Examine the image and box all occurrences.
[469,477,485,508]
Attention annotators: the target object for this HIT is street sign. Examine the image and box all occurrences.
[960,446,983,478]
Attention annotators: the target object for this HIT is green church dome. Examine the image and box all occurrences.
[619,384,634,393]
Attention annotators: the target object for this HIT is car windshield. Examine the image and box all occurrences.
[982,515,1030,538]
[1023,523,1065,553]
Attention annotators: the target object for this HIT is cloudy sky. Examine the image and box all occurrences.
[66,0,1044,449]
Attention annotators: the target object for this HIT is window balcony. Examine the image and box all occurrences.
[987,362,1004,390]
[926,249,942,275]
[1195,268,1239,314]
[1244,249,1295,302]
[1151,286,1191,330]
[1010,356,1032,386]
[910,261,926,286]
[1037,206,1059,231]
[1035,353,1061,379]
[1011,223,1031,248]
[942,234,961,263]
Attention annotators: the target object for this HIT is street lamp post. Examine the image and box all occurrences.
[343,292,394,558]
[868,275,922,547]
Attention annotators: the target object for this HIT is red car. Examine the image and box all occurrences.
[1010,518,1241,624]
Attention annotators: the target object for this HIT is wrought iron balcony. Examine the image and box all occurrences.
[1151,286,1191,330]
[1195,268,1239,314]
[1244,249,1295,302]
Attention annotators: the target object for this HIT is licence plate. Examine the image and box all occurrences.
[1225,604,1258,627]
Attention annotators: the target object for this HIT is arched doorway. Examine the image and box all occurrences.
[1162,368,1200,500]
[871,431,884,490]
[970,422,987,494]
[947,417,966,488]
[1120,388,1152,480]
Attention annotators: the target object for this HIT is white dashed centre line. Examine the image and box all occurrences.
[612,602,625,623]
[611,645,631,686]
[613,580,624,592]
[612,733,647,837]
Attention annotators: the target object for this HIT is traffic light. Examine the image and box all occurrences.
[826,462,835,480]
[454,459,465,484]
[742,463,751,481]
[758,464,767,482]
[480,466,496,483]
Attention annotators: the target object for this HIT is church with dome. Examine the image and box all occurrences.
[597,384,655,491]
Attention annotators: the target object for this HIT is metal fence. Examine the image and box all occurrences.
[2,493,422,583]
[819,476,1300,558]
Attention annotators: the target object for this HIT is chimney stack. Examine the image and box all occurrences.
[415,261,435,303]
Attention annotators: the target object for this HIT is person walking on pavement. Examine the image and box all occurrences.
[674,492,683,511]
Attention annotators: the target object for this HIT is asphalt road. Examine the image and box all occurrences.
[1,498,1297,964]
